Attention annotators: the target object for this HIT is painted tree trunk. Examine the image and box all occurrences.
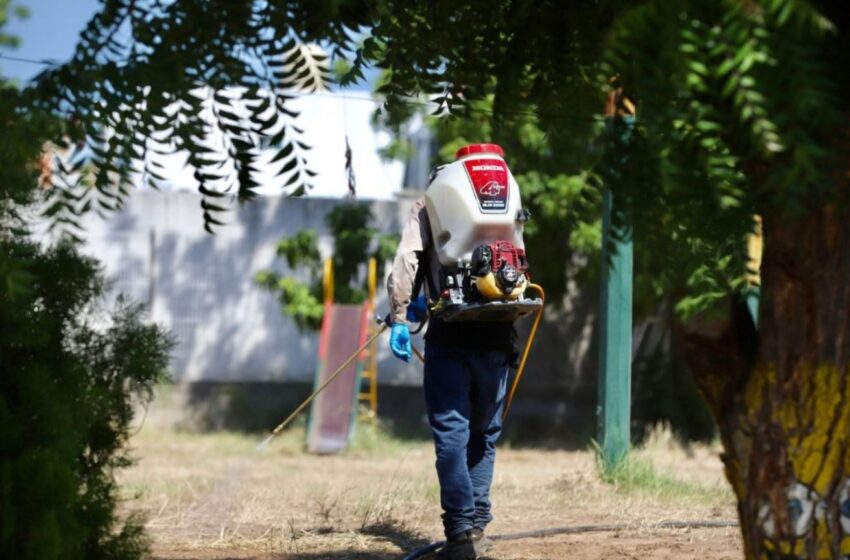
[681,208,850,559]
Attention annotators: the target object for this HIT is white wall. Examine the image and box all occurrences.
[44,188,603,406]
[71,191,427,385]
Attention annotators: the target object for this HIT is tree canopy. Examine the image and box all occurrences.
[12,2,850,557]
[25,0,848,314]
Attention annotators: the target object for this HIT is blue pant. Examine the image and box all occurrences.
[423,343,509,539]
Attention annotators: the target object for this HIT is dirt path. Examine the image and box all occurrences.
[121,425,742,559]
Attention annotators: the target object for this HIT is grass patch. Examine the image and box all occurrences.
[349,419,422,455]
[600,455,727,504]
[124,415,739,557]
[134,414,414,457]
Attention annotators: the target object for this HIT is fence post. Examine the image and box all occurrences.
[597,89,635,471]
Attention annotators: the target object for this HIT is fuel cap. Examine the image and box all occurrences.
[455,143,505,160]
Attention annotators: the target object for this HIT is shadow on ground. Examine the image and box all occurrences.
[150,523,433,560]
[360,521,433,552]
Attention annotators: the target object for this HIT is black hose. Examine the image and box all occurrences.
[402,540,444,560]
[410,317,428,335]
[400,519,737,559]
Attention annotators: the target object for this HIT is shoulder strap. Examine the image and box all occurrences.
[411,251,426,299]
[412,249,439,302]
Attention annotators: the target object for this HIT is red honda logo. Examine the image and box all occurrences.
[478,181,505,197]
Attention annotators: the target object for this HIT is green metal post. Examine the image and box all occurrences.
[597,105,634,471]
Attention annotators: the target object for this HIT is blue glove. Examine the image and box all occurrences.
[390,323,412,362]
[406,295,428,323]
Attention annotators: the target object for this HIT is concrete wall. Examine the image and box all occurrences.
[57,191,605,439]
[71,191,427,385]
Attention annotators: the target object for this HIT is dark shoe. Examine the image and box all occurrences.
[471,528,494,555]
[436,530,477,560]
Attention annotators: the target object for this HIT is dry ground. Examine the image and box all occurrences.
[120,399,743,559]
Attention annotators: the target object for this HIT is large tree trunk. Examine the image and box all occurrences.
[682,207,850,559]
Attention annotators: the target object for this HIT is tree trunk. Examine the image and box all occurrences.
[681,207,850,559]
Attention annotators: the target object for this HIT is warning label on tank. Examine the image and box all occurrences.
[463,159,509,213]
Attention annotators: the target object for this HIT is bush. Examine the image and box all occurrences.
[0,240,172,560]
[256,203,398,330]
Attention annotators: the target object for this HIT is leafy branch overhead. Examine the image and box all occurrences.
[30,0,847,319]
[377,0,844,317]
[28,1,372,234]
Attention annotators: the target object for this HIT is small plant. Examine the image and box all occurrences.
[598,453,723,504]
[315,492,339,524]
[255,203,397,330]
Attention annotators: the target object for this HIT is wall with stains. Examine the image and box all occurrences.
[42,191,599,394]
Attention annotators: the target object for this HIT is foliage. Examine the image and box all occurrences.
[24,1,376,234]
[1,9,63,296]
[256,203,397,330]
[1,11,172,559]
[591,1,846,319]
[20,0,846,316]
[0,85,59,295]
[360,1,845,321]
[0,242,172,560]
[0,0,28,49]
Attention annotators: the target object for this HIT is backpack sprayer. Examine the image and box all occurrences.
[258,144,543,451]
[424,143,543,323]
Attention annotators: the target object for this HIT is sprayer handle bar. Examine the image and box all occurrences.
[378,312,428,334]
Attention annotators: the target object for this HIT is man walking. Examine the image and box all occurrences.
[387,198,514,559]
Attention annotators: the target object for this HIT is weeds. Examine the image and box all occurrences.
[356,453,416,531]
[590,424,734,506]
[600,456,722,503]
[315,489,344,524]
[349,419,420,455]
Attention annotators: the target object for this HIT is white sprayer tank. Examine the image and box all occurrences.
[425,144,525,266]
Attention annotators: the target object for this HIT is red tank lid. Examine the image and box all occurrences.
[455,143,505,160]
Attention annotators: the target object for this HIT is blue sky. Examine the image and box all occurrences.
[1,0,99,84]
[0,0,378,89]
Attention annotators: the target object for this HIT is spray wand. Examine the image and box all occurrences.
[256,322,389,451]
[257,281,543,451]
[255,315,427,452]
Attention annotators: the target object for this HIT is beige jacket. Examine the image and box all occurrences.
[387,199,443,325]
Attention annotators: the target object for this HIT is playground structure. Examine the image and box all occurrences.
[305,257,379,454]
[358,258,380,422]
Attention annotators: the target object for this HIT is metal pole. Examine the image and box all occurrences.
[597,90,635,471]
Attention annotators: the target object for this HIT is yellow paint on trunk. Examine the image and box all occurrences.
[735,365,850,558]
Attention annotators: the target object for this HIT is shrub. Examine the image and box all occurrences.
[0,240,172,560]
